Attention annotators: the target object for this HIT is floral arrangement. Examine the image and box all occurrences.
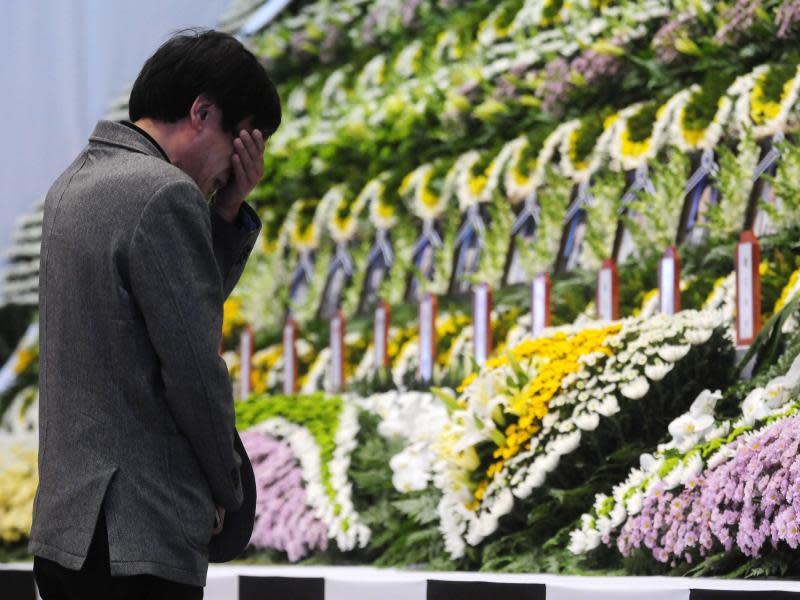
[243,429,329,561]
[432,308,729,558]
[732,63,800,140]
[0,434,37,543]
[571,343,800,567]
[236,394,370,552]
[358,391,450,492]
[670,83,734,153]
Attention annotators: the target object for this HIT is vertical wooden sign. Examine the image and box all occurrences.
[473,283,493,366]
[374,300,390,371]
[658,246,681,316]
[418,293,438,382]
[531,272,551,337]
[596,259,619,321]
[330,309,346,392]
[239,324,254,399]
[736,230,762,347]
[282,317,298,395]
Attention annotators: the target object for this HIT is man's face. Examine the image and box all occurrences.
[183,103,254,198]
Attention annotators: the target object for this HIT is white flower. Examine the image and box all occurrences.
[610,503,627,527]
[574,412,600,431]
[741,388,769,426]
[679,453,704,485]
[596,516,612,536]
[764,376,793,408]
[584,528,601,550]
[685,329,714,345]
[626,492,644,515]
[490,488,514,518]
[707,445,736,469]
[644,361,674,382]
[668,413,715,442]
[596,395,620,417]
[551,431,582,456]
[639,453,662,474]
[568,529,588,554]
[690,389,722,416]
[620,377,649,399]
[658,344,691,363]
[704,420,731,442]
[663,463,684,490]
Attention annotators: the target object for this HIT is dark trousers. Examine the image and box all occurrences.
[33,510,203,600]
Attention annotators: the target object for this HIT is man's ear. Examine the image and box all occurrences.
[189,95,215,130]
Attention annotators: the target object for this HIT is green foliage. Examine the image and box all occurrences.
[626,103,659,142]
[347,411,455,569]
[236,393,343,500]
[708,138,759,243]
[625,151,689,253]
[583,169,626,269]
[468,200,515,289]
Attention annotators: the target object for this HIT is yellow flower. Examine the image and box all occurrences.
[14,348,37,375]
[466,324,622,507]
[376,200,395,220]
[290,223,317,249]
[222,298,244,339]
[621,128,652,158]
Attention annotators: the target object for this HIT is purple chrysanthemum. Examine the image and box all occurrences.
[616,414,800,564]
[242,429,329,561]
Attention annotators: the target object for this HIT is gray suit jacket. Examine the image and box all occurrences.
[29,120,261,586]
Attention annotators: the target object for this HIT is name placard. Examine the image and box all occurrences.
[531,272,551,337]
[282,317,298,395]
[736,230,762,346]
[418,293,438,382]
[239,324,254,399]
[374,300,390,371]
[330,310,346,392]
[597,259,619,321]
[473,283,493,366]
[658,246,681,316]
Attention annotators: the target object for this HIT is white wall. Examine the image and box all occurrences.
[0,0,231,266]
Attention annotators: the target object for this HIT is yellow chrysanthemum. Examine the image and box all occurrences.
[14,348,37,375]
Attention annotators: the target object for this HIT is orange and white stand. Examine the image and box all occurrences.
[374,300,390,371]
[282,317,298,395]
[473,283,493,366]
[531,272,551,337]
[330,309,346,392]
[418,293,438,382]
[596,259,619,321]
[658,247,681,316]
[238,324,254,399]
[736,230,762,347]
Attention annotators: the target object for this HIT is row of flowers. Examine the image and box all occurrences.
[433,307,728,558]
[570,321,800,566]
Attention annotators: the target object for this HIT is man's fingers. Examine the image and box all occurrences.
[231,154,248,188]
[233,138,255,175]
[238,130,261,163]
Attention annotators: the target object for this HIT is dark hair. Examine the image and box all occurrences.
[129,29,281,136]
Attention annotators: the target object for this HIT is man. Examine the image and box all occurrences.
[29,29,280,599]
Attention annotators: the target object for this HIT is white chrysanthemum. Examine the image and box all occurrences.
[626,492,644,515]
[657,344,691,363]
[620,377,649,399]
[690,389,722,416]
[574,412,600,431]
[644,361,674,381]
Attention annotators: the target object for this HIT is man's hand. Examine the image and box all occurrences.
[212,506,226,535]
[213,129,265,223]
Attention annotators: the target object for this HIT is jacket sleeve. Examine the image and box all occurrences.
[128,180,244,510]
[209,202,261,299]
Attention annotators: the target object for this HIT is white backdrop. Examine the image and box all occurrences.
[0,0,231,267]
